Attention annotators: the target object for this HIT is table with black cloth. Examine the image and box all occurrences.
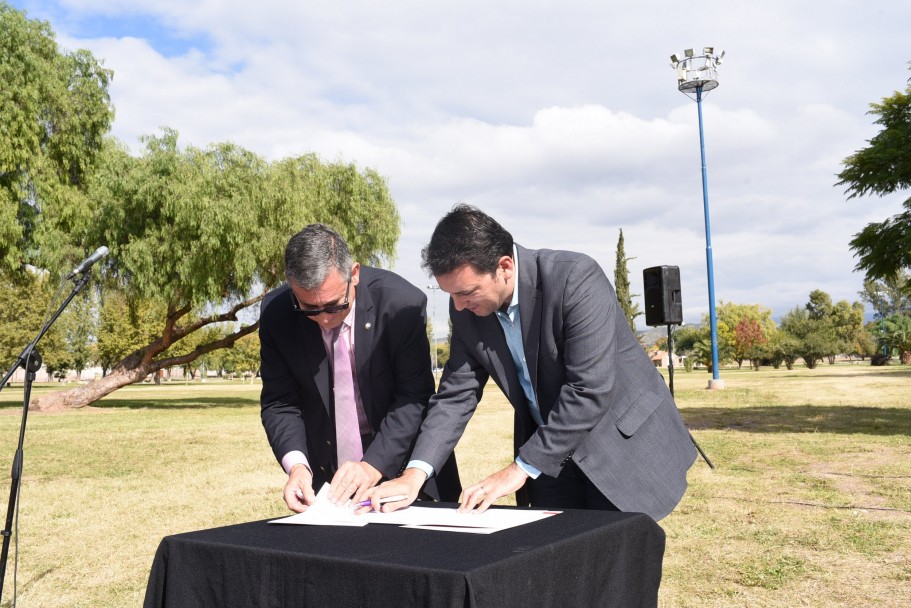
[143,504,665,608]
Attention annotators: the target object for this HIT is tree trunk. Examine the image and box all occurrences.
[30,365,153,412]
[29,311,259,411]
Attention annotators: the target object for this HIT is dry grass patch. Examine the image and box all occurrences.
[0,365,908,607]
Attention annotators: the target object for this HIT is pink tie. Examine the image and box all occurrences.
[332,323,363,464]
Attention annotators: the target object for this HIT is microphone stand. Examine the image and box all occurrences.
[0,271,92,602]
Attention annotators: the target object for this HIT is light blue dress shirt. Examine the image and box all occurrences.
[495,247,542,479]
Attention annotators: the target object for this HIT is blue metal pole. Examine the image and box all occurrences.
[696,85,721,381]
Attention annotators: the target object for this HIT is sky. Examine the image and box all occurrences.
[10,0,911,335]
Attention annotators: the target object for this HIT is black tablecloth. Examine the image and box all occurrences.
[143,505,664,608]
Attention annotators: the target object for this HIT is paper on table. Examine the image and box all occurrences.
[269,484,561,533]
[361,505,560,533]
[269,483,367,526]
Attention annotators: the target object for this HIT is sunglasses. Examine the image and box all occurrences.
[290,278,351,316]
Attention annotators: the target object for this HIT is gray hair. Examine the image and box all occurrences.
[284,224,353,289]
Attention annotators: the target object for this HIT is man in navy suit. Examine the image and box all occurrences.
[368,205,694,520]
[259,224,459,511]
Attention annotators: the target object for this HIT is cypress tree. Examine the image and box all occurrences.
[614,229,641,333]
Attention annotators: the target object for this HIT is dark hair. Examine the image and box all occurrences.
[284,224,353,289]
[421,203,513,276]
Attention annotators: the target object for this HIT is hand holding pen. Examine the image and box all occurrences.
[354,495,408,509]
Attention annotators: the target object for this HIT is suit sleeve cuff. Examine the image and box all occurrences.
[407,460,435,479]
[281,451,311,475]
[515,455,542,479]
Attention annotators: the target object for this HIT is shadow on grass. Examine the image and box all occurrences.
[680,405,911,435]
[91,396,258,410]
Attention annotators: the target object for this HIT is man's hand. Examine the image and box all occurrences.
[458,462,529,513]
[284,463,315,513]
[358,468,427,514]
[329,461,383,505]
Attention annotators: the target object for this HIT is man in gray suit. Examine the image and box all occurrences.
[366,204,695,520]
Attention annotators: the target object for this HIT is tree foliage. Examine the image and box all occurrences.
[837,63,911,281]
[716,302,776,368]
[1,4,403,410]
[767,330,800,370]
[0,273,67,374]
[778,307,835,369]
[58,289,98,375]
[220,331,261,380]
[613,228,641,333]
[858,271,911,318]
[0,3,113,276]
[22,130,401,410]
[733,318,766,370]
[858,272,910,359]
[95,290,167,375]
[773,290,871,368]
[435,342,450,371]
[806,289,834,320]
[692,317,735,373]
[667,325,700,372]
[829,299,868,360]
[882,314,911,364]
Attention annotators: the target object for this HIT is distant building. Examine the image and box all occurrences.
[649,350,683,369]
[8,365,104,383]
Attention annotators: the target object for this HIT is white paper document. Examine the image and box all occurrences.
[269,484,560,534]
[269,483,369,526]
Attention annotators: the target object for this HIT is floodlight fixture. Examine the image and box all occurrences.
[669,47,723,99]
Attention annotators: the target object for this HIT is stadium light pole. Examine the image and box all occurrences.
[670,47,726,389]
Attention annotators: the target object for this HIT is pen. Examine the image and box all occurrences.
[355,495,408,508]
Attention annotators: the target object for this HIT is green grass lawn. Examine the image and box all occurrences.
[0,365,908,607]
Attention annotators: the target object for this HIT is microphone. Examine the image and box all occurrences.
[66,246,109,279]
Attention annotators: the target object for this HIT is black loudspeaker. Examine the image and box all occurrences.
[643,266,682,326]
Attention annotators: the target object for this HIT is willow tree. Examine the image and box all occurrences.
[0,2,113,274]
[1,3,401,409]
[29,130,400,410]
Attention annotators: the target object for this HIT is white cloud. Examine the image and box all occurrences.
[15,0,911,334]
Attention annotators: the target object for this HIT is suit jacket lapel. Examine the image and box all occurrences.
[478,307,536,444]
[298,315,332,416]
[517,245,541,398]
[477,314,524,404]
[465,281,535,446]
[353,282,375,422]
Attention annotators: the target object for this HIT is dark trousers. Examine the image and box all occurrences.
[528,461,619,511]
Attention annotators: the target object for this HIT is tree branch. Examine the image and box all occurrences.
[152,322,260,369]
